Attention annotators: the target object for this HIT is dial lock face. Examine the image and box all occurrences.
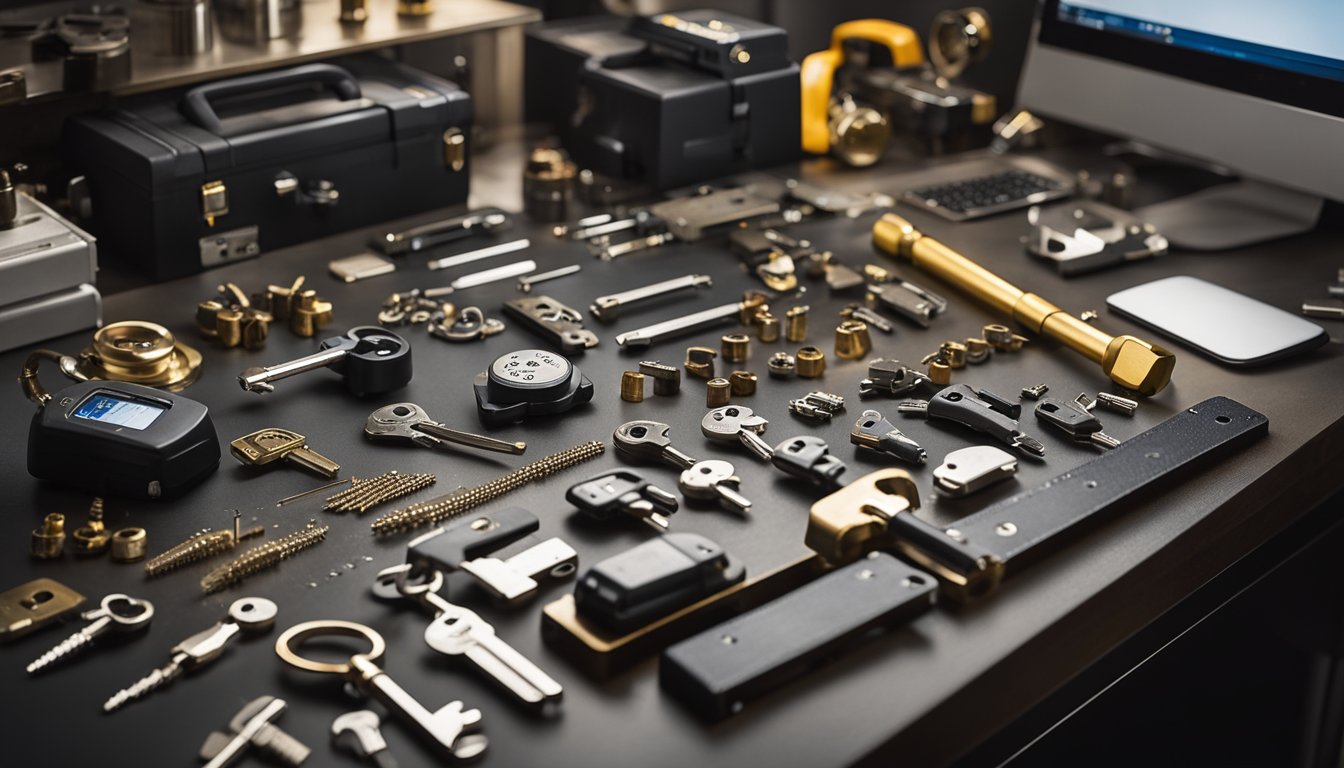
[489,349,572,391]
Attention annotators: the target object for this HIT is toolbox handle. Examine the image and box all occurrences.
[181,64,363,134]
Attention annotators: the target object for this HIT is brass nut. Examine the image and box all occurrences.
[756,311,781,343]
[620,371,645,403]
[834,319,872,360]
[72,497,110,555]
[785,305,809,342]
[796,346,825,378]
[685,346,717,379]
[983,322,1010,349]
[928,359,952,385]
[639,360,681,396]
[30,513,65,559]
[721,333,750,363]
[729,370,758,396]
[738,291,769,324]
[940,341,968,369]
[706,377,732,407]
[110,527,148,563]
[767,352,796,379]
[965,338,991,364]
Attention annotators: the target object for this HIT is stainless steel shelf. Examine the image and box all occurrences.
[0,0,539,102]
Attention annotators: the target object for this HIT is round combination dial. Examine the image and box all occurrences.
[487,349,573,402]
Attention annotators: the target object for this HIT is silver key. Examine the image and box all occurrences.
[517,264,582,293]
[678,459,752,514]
[103,597,277,712]
[613,420,698,469]
[27,593,154,674]
[376,567,563,713]
[366,402,526,455]
[589,274,712,322]
[701,405,775,461]
[423,595,564,713]
[333,710,396,768]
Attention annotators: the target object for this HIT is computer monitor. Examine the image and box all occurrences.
[1018,0,1344,248]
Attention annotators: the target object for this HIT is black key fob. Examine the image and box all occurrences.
[574,533,746,633]
[407,506,539,572]
[770,435,848,491]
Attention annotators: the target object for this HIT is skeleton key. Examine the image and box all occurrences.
[26,593,154,674]
[104,597,277,712]
[230,428,341,478]
[366,403,526,455]
[701,405,775,461]
[613,420,699,470]
[276,620,488,760]
[678,460,753,514]
[373,567,564,713]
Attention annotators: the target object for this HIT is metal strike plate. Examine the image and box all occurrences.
[805,468,921,566]
[0,578,85,642]
[199,226,260,268]
[933,445,1018,497]
[648,187,781,242]
[460,538,579,605]
[503,296,599,353]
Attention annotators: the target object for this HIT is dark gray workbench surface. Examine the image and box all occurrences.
[1,146,1341,767]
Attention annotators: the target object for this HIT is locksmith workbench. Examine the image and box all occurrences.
[0,141,1341,767]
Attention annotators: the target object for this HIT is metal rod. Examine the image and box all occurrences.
[426,238,530,271]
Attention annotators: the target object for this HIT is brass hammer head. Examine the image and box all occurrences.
[1103,336,1175,397]
[872,213,921,258]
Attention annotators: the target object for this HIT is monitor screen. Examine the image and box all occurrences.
[1056,1,1344,82]
[73,392,166,431]
[1038,0,1344,117]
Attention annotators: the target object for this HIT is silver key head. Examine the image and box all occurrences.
[678,460,739,499]
[701,406,768,441]
[613,420,675,460]
[332,710,389,759]
[83,593,154,630]
[365,403,433,443]
[228,597,279,631]
[424,604,494,656]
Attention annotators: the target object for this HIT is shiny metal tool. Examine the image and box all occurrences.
[874,213,1175,395]
[365,402,526,455]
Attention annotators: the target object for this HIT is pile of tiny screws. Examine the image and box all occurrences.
[324,471,437,514]
[144,511,265,577]
[371,441,606,534]
[199,520,329,593]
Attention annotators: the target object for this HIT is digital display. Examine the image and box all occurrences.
[72,393,166,431]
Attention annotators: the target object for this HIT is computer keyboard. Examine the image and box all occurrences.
[902,169,1072,221]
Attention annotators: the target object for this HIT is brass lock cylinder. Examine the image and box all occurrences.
[721,333,750,363]
[785,305,809,342]
[796,346,825,378]
[620,371,645,403]
[706,378,732,407]
[835,320,872,360]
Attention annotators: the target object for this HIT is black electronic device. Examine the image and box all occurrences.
[525,10,800,190]
[574,533,745,634]
[64,56,472,280]
[473,349,594,427]
[27,380,220,499]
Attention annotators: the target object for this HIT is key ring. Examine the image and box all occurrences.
[94,593,155,626]
[275,620,386,674]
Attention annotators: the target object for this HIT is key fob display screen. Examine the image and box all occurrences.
[72,392,167,430]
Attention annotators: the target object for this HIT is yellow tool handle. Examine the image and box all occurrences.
[800,19,924,154]
[873,213,1174,394]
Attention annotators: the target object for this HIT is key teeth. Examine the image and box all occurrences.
[103,665,172,712]
[26,630,92,674]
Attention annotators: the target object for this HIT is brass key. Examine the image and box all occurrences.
[230,428,341,478]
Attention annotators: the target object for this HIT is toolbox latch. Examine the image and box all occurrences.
[201,180,228,226]
[443,128,466,172]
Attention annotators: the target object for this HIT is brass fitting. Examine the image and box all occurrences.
[31,513,65,559]
[796,346,825,378]
[706,377,731,407]
[785,305,809,343]
[767,351,796,379]
[291,290,334,338]
[928,358,952,385]
[834,319,872,360]
[721,333,750,363]
[964,338,991,364]
[110,527,148,563]
[638,361,681,396]
[939,340,968,369]
[729,370,758,396]
[685,346,717,379]
[620,371,645,403]
[875,213,1174,395]
[756,310,781,343]
[72,497,110,555]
